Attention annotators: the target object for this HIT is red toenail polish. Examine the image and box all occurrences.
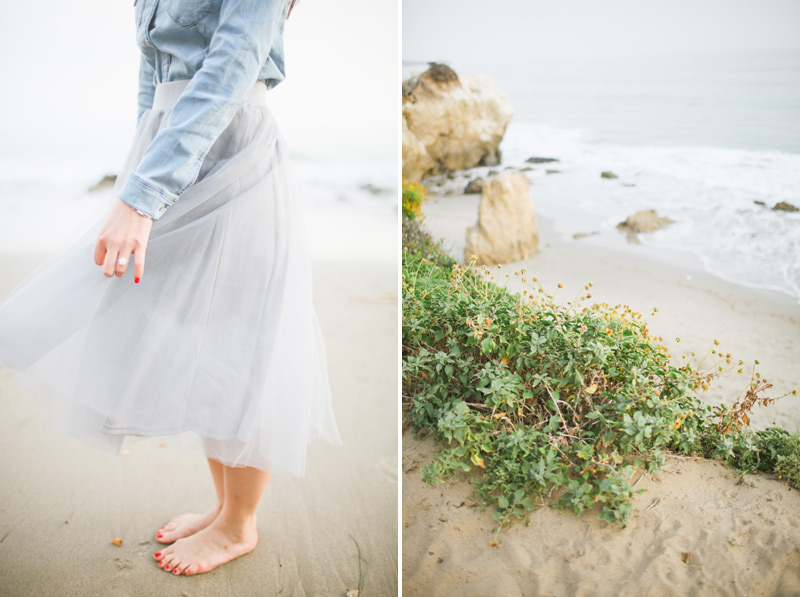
[135,277,140,283]
[157,533,162,538]
[165,566,170,571]
[154,552,161,558]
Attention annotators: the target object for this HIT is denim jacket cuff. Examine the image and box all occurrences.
[118,172,177,220]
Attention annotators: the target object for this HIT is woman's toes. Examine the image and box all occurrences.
[173,561,188,575]
[153,551,162,561]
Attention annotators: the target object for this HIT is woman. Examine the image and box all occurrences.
[0,0,340,576]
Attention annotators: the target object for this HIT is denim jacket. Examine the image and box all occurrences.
[120,0,289,220]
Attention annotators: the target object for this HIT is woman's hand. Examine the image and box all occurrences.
[94,199,153,283]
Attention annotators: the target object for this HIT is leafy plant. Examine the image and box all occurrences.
[402,214,798,532]
[402,181,429,221]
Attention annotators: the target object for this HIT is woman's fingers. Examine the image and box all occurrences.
[94,198,153,281]
[93,242,107,267]
[115,250,133,278]
[133,248,146,283]
[101,244,119,278]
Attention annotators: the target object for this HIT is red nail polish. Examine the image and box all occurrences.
[135,277,140,284]
[157,533,162,538]
[154,552,161,558]
[173,569,179,575]
[165,566,170,571]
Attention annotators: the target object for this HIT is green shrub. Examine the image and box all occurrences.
[402,181,429,221]
[402,217,798,531]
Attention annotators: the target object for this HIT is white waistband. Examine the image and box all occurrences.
[152,79,268,111]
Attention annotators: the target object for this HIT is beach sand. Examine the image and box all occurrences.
[0,203,398,596]
[402,192,800,596]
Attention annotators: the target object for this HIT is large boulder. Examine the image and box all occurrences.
[402,64,514,182]
[464,173,539,265]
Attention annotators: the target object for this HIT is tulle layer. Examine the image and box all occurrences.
[0,81,341,476]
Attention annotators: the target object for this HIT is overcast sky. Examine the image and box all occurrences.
[0,0,398,165]
[403,0,800,66]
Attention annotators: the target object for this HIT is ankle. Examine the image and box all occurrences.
[215,511,258,537]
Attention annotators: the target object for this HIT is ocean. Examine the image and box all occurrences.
[405,47,800,300]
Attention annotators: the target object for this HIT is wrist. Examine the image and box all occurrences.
[119,198,153,220]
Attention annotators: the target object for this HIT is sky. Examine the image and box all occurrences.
[403,0,800,66]
[0,0,398,173]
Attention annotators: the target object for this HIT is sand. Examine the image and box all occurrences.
[0,204,398,596]
[402,192,800,596]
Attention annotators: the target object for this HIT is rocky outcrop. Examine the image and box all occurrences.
[526,157,559,164]
[773,201,799,213]
[601,171,618,179]
[402,64,514,182]
[89,174,117,192]
[464,173,539,265]
[464,178,484,194]
[617,209,674,243]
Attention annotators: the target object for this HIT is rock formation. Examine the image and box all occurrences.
[773,201,799,213]
[526,157,559,164]
[464,178,484,194]
[402,64,514,182]
[600,171,618,179]
[464,173,539,265]
[617,209,674,243]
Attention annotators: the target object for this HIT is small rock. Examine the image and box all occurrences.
[573,232,599,240]
[89,174,117,192]
[480,150,501,167]
[525,157,559,164]
[546,169,560,175]
[346,591,359,597]
[488,170,499,176]
[464,178,484,194]
[753,200,766,206]
[520,167,534,172]
[773,201,799,212]
[601,171,618,179]
[617,209,674,243]
[111,538,123,546]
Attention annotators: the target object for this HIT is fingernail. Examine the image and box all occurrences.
[135,277,140,284]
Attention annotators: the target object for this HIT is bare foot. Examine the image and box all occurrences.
[156,506,221,544]
[153,515,258,576]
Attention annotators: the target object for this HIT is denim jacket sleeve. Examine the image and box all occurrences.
[137,54,156,126]
[119,0,287,220]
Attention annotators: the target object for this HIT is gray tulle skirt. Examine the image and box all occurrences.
[0,80,341,476]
